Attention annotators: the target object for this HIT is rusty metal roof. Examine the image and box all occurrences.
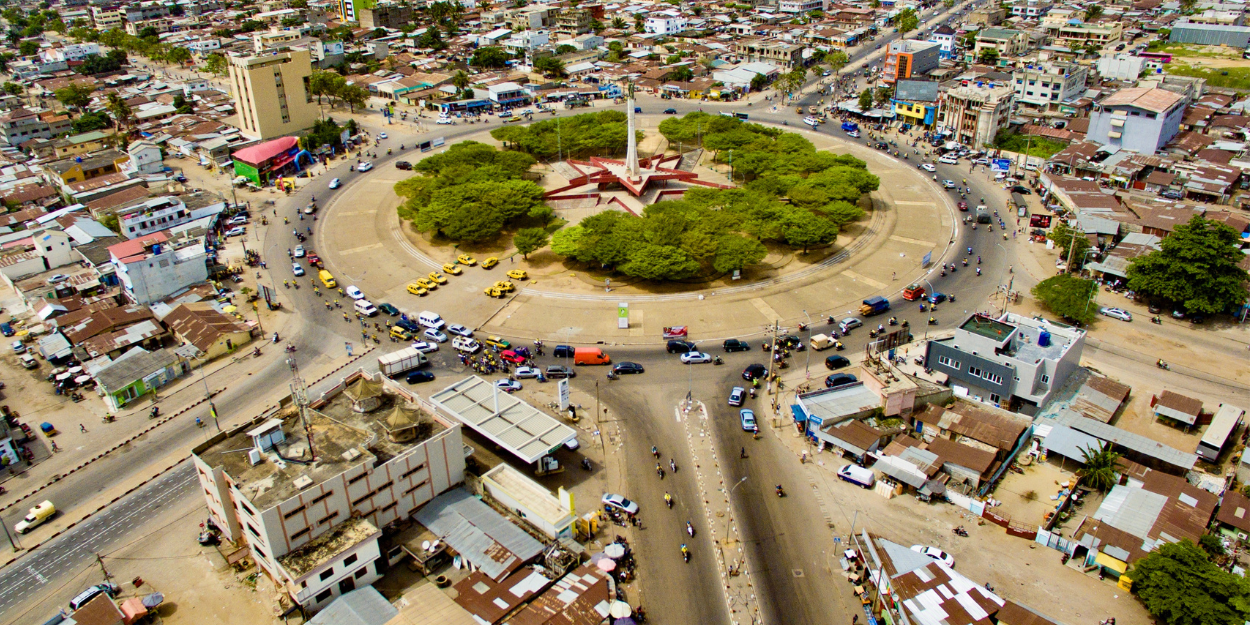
[504,562,611,625]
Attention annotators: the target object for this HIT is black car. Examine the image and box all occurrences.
[824,373,858,388]
[779,335,803,349]
[613,362,645,374]
[723,339,751,352]
[395,161,413,170]
[546,365,577,379]
[742,363,767,381]
[667,340,696,354]
[663,108,677,114]
[553,345,575,358]
[1010,185,1031,195]
[377,303,400,316]
[406,370,436,384]
[825,355,851,370]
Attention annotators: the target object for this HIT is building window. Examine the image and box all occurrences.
[990,393,1001,403]
[310,491,333,505]
[343,554,358,566]
[348,473,367,485]
[283,505,306,520]
[355,566,368,579]
[1041,374,1050,384]
[319,567,335,581]
[318,511,339,526]
[239,501,256,516]
[246,523,260,538]
[400,464,427,479]
[315,589,333,603]
[291,527,310,541]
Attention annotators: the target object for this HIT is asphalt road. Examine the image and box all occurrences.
[0,462,197,625]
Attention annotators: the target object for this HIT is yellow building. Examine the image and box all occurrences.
[227,49,320,141]
[91,6,124,30]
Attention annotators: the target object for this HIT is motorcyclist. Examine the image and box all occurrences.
[775,484,785,497]
[664,492,672,507]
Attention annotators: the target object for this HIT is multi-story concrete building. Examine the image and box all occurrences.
[125,18,175,36]
[110,233,209,304]
[733,39,803,69]
[0,108,53,146]
[928,25,957,59]
[1009,0,1052,19]
[117,196,191,240]
[42,43,101,64]
[975,28,1027,58]
[192,371,466,613]
[505,6,550,30]
[938,83,1014,147]
[227,49,319,140]
[924,313,1086,414]
[892,79,940,127]
[882,39,940,84]
[1012,61,1088,110]
[486,82,530,106]
[967,6,1006,27]
[779,0,827,13]
[124,2,170,22]
[553,6,597,34]
[358,3,414,29]
[1097,53,1147,81]
[645,13,688,35]
[1087,87,1186,154]
[1050,20,1122,48]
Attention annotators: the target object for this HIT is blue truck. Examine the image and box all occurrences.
[859,296,890,316]
[841,121,859,133]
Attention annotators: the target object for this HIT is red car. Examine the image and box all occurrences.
[500,350,526,364]
[957,201,968,211]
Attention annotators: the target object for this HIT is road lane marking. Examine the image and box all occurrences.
[888,235,935,246]
[338,243,384,255]
[841,269,887,289]
[334,210,378,218]
[749,298,781,323]
[893,200,936,206]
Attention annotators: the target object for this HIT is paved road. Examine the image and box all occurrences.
[0,462,197,625]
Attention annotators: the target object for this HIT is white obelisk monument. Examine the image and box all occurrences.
[625,82,640,180]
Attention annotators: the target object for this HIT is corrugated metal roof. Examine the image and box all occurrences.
[1093,485,1168,539]
[414,489,544,581]
[308,587,397,625]
[1037,423,1103,462]
[430,376,576,465]
[1042,413,1197,470]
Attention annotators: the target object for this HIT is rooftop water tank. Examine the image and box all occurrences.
[1038,330,1051,347]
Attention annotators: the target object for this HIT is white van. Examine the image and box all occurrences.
[452,336,481,353]
[938,155,959,165]
[418,311,445,330]
[837,465,876,489]
[354,300,378,316]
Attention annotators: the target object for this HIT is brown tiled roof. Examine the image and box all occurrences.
[1208,114,1249,129]
[944,403,1030,451]
[1100,87,1184,113]
[824,419,882,452]
[1215,491,1250,533]
[1170,131,1215,154]
[1141,470,1218,543]
[996,601,1063,625]
[1144,170,1177,185]
[1196,148,1233,165]
[891,561,1004,624]
[163,302,250,354]
[86,185,150,213]
[60,304,155,345]
[927,436,996,474]
[1156,390,1203,417]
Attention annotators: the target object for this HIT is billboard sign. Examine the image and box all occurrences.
[992,158,1012,172]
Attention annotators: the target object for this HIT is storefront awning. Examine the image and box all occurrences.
[1094,551,1127,574]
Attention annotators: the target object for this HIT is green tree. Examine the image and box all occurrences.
[533,56,566,77]
[555,44,577,55]
[825,50,849,74]
[340,84,370,113]
[858,88,873,111]
[896,8,919,34]
[18,40,37,56]
[1084,4,1103,21]
[712,235,767,273]
[201,53,227,75]
[620,244,700,280]
[611,16,626,29]
[1048,219,1091,269]
[750,72,768,91]
[1030,273,1097,325]
[2,82,21,96]
[471,46,509,68]
[1199,534,1226,557]
[977,47,1000,65]
[71,110,111,133]
[166,46,191,65]
[172,92,194,115]
[670,65,694,82]
[451,69,470,95]
[1127,216,1249,315]
[1127,540,1250,625]
[106,93,132,129]
[513,227,549,258]
[54,83,94,111]
[1076,443,1121,491]
[99,213,120,233]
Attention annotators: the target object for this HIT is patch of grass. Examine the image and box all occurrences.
[1022,490,1038,501]
[993,131,1066,159]
[1167,63,1250,90]
[1150,42,1241,59]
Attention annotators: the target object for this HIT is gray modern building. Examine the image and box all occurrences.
[924,313,1085,415]
[1169,21,1250,48]
[1087,87,1186,154]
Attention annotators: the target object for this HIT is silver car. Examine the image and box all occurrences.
[1099,307,1132,322]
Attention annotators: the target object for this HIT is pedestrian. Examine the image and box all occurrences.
[892,271,896,280]
[79,424,86,433]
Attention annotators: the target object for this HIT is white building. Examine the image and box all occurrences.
[109,233,209,304]
[41,43,101,64]
[184,38,222,52]
[645,14,688,35]
[118,197,190,240]
[778,0,825,13]
[125,140,164,177]
[192,371,466,613]
[0,229,75,282]
[1012,62,1088,110]
[928,25,957,59]
[1097,53,1147,81]
[486,82,531,106]
[504,29,550,52]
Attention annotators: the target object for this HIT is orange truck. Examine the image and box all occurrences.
[574,347,611,365]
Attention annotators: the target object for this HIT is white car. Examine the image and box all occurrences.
[410,341,440,353]
[292,263,305,277]
[680,351,712,364]
[514,366,541,379]
[601,493,639,515]
[293,245,305,258]
[345,286,364,300]
[11,340,25,354]
[803,116,822,127]
[378,132,388,140]
[938,155,959,165]
[224,227,246,238]
[447,324,473,338]
[357,162,373,172]
[942,180,956,189]
[329,178,341,189]
[436,116,453,125]
[973,158,990,165]
[355,300,378,316]
[911,545,955,567]
[921,163,936,172]
[423,328,448,343]
[495,378,521,392]
[1099,307,1133,322]
[227,215,248,226]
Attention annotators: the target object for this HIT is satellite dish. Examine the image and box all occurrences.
[422,540,431,551]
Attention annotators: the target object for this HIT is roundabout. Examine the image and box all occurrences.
[311,104,968,345]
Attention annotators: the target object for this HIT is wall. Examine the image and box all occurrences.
[118,246,209,304]
[290,533,383,610]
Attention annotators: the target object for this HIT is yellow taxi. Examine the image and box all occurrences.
[484,286,504,298]
[493,280,515,293]
[506,269,528,280]
[456,254,476,266]
[415,277,437,290]
[484,336,511,350]
[406,283,429,296]
[481,257,499,269]
[442,263,462,275]
[390,326,413,340]
[428,271,447,285]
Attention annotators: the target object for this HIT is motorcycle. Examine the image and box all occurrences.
[686,521,695,537]
[1157,359,1170,371]
[928,317,938,325]
[665,493,673,509]
[713,356,724,366]
[775,485,786,497]
[150,406,160,419]
[1151,316,1162,325]
[953,526,969,537]
[102,415,115,423]
[681,544,690,563]
[607,371,619,381]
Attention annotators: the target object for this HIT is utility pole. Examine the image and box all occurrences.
[0,519,19,551]
[287,356,316,461]
[199,359,221,431]
[95,553,113,584]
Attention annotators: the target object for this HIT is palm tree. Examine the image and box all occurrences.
[1077,444,1122,491]
[451,70,469,96]
[1084,5,1103,21]
[611,16,626,29]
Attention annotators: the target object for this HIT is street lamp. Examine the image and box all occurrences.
[921,277,937,340]
[802,310,812,380]
[723,475,749,547]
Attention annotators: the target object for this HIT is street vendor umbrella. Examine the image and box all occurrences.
[141,591,165,608]
[608,602,632,618]
[222,305,238,314]
[596,558,616,572]
[604,543,627,559]
[611,618,637,625]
